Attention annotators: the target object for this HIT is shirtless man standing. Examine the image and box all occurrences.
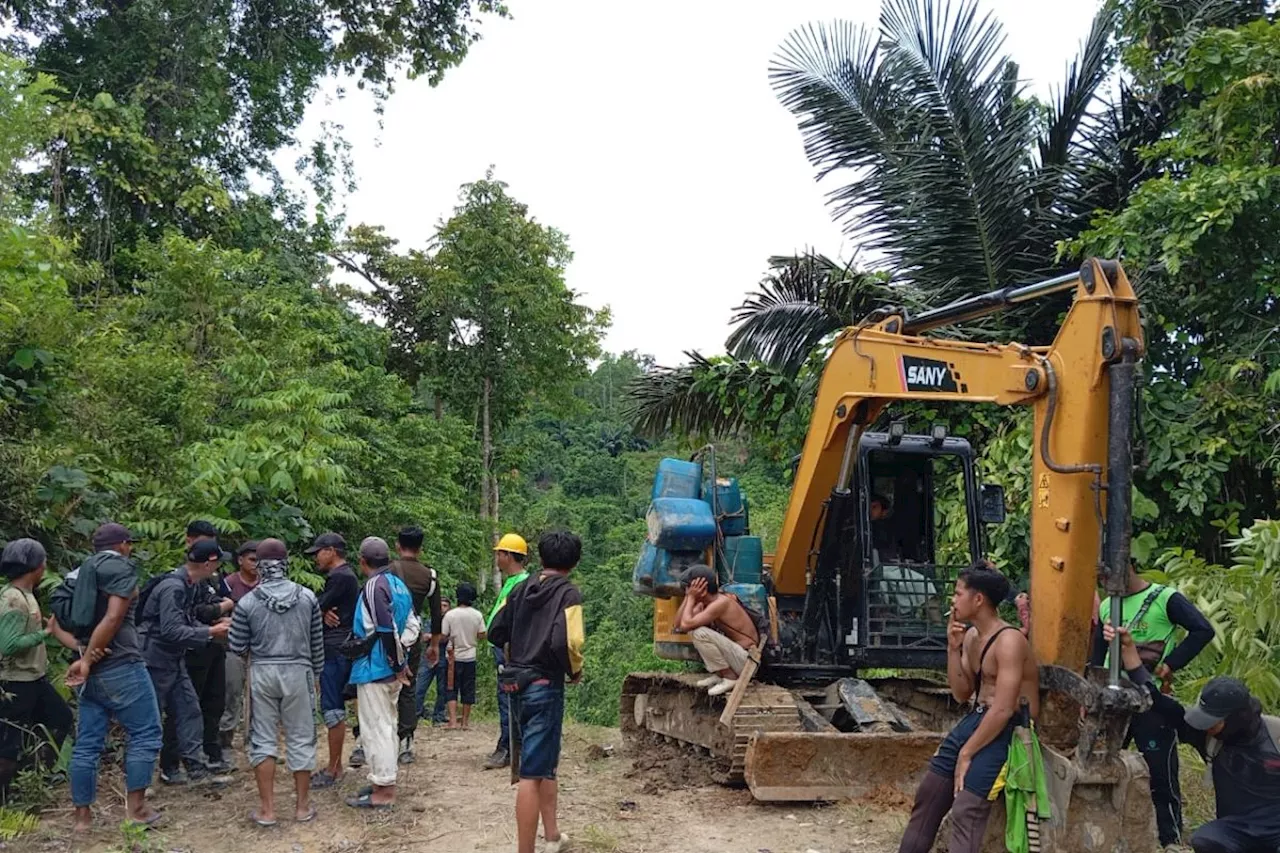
[899,560,1038,853]
[673,566,758,697]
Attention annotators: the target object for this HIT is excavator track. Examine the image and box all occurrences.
[621,672,804,783]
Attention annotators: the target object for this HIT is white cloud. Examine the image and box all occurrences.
[289,0,1103,364]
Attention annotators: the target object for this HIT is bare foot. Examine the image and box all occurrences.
[444,723,459,730]
[72,808,92,833]
[127,807,162,825]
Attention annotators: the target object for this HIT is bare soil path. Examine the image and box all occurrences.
[19,722,910,853]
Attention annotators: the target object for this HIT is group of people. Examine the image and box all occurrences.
[0,520,586,853]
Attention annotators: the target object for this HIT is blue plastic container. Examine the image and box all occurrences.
[647,498,718,551]
[724,582,768,617]
[652,458,702,501]
[705,477,747,535]
[632,541,660,595]
[720,535,763,584]
[654,550,704,598]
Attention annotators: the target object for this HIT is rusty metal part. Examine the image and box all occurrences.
[746,730,944,801]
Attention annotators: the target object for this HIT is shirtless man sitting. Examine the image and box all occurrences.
[899,560,1039,853]
[672,566,758,697]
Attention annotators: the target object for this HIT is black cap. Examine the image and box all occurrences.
[1184,676,1253,730]
[92,522,134,550]
[187,539,229,563]
[304,532,346,556]
[236,540,260,556]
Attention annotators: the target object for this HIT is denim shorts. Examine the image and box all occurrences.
[929,706,1019,798]
[320,654,352,727]
[516,682,564,780]
[446,660,477,705]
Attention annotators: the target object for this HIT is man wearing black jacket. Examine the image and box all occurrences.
[488,531,584,853]
[388,526,442,764]
[1093,564,1215,848]
[1107,625,1280,853]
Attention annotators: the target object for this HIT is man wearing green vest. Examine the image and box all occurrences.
[1093,562,1216,850]
[483,533,529,770]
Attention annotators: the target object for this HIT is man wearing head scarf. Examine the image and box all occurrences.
[65,522,163,832]
[228,539,325,826]
[0,539,76,800]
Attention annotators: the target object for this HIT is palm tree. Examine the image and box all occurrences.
[628,0,1122,439]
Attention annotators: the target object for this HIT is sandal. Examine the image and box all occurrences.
[345,792,393,810]
[249,810,278,828]
[296,806,318,823]
[310,769,342,789]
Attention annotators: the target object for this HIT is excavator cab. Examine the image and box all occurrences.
[787,428,1003,674]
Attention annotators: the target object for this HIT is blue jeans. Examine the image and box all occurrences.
[70,661,162,805]
[514,682,564,780]
[320,654,351,729]
[494,647,510,751]
[414,654,448,722]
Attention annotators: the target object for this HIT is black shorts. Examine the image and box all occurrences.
[928,706,1019,798]
[447,659,477,705]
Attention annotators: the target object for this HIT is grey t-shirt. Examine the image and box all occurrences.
[80,553,143,670]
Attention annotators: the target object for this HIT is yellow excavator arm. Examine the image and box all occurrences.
[770,258,1143,673]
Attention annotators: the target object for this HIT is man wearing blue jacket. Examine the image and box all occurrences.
[344,537,412,810]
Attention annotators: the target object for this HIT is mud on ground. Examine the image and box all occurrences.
[19,722,911,853]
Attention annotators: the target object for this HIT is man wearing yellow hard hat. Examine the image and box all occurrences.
[483,533,528,770]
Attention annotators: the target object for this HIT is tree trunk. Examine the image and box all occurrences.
[434,393,443,421]
[491,474,502,591]
[479,375,493,593]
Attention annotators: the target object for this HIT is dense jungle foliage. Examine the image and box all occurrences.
[0,0,1276,749]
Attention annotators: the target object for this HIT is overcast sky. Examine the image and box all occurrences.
[292,0,1103,365]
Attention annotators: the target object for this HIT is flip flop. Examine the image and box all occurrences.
[123,811,165,831]
[310,770,341,789]
[249,810,278,828]
[345,792,393,810]
[296,806,318,823]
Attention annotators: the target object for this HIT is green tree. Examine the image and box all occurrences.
[338,175,608,588]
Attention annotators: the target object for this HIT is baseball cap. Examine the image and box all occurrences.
[256,539,287,561]
[236,540,260,556]
[92,522,134,550]
[304,532,346,555]
[359,536,390,565]
[187,539,229,563]
[1183,676,1253,730]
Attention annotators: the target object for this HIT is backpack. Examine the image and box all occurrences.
[135,573,175,624]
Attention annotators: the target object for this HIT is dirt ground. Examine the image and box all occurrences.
[16,722,910,853]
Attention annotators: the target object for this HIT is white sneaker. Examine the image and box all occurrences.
[708,678,737,697]
[544,832,569,853]
[695,674,723,689]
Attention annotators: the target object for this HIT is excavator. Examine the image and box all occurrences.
[624,258,1159,852]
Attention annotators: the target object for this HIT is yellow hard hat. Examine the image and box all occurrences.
[493,533,528,556]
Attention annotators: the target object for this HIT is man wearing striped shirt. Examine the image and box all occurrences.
[228,538,325,826]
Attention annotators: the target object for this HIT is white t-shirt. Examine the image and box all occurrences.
[441,605,486,662]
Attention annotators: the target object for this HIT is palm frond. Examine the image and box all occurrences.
[624,353,807,440]
[771,1,1041,307]
[726,252,903,377]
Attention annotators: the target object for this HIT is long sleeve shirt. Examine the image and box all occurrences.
[1089,588,1215,671]
[228,580,325,677]
[141,569,211,668]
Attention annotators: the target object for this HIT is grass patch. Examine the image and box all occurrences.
[576,824,622,852]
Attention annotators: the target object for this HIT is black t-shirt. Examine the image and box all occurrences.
[315,563,359,653]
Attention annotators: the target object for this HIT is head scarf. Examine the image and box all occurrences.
[1,538,46,581]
